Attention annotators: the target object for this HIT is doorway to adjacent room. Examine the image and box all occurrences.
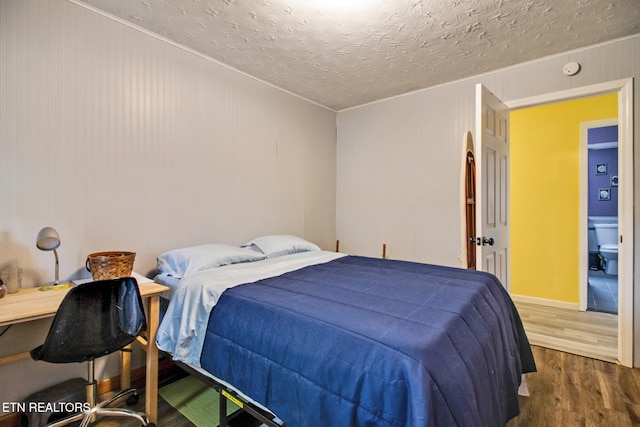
[481,79,633,366]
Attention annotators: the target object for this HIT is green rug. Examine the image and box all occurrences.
[159,375,240,427]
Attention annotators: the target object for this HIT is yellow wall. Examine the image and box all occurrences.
[510,94,617,303]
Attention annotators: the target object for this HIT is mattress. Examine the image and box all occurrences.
[199,255,535,427]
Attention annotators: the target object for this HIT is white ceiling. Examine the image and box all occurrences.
[77,0,640,111]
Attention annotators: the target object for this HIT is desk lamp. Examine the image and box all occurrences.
[36,227,73,288]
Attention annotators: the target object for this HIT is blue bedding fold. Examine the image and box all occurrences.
[201,256,535,427]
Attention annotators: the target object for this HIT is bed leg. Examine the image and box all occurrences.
[219,390,228,427]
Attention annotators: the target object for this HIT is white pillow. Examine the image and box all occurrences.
[156,244,266,279]
[242,235,320,259]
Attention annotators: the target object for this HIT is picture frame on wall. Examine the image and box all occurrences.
[611,175,618,187]
[598,188,611,201]
[596,163,607,175]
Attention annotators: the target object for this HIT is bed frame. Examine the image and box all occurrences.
[174,359,285,427]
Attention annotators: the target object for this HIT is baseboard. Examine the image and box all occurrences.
[511,293,580,311]
[0,358,176,427]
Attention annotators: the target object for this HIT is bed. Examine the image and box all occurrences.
[155,235,535,427]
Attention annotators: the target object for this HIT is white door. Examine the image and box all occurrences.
[475,84,510,288]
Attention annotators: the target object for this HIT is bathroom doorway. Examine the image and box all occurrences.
[506,78,634,366]
[583,120,618,315]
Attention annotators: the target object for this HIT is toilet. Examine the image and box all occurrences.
[593,223,618,275]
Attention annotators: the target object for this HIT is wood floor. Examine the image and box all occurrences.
[507,346,640,426]
[514,301,618,363]
[43,345,639,427]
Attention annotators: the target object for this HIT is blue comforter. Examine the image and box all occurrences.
[201,256,535,427]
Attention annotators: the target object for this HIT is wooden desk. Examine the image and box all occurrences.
[0,281,168,424]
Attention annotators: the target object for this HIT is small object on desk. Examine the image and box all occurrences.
[0,268,22,294]
[40,282,75,291]
[36,227,73,289]
[86,251,136,281]
[0,279,6,298]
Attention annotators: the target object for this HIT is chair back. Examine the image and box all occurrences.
[31,277,146,363]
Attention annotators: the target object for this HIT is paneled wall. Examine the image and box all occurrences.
[0,0,336,402]
[337,85,473,264]
[337,35,640,363]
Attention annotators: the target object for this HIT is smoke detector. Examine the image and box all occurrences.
[563,62,581,76]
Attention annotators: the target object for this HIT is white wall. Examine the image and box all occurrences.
[0,0,336,403]
[337,85,473,264]
[337,34,640,364]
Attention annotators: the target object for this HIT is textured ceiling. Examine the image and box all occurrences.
[77,0,640,111]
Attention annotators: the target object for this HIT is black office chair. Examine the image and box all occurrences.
[31,277,155,427]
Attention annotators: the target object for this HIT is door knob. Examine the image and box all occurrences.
[482,237,494,246]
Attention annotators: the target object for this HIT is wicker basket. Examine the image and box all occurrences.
[85,251,136,281]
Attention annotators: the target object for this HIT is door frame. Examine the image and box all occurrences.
[505,78,634,367]
[579,117,618,312]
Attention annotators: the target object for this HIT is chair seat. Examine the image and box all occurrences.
[31,277,146,364]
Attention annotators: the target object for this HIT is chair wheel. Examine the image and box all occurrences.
[126,392,139,406]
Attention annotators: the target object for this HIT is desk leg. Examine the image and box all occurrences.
[145,295,160,424]
[121,344,131,390]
